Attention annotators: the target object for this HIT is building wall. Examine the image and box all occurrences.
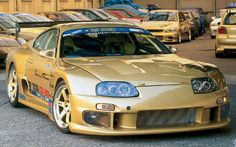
[0,0,97,13]
[134,0,236,16]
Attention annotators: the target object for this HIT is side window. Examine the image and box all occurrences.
[33,29,58,50]
[181,12,186,21]
[179,12,183,21]
[44,30,58,50]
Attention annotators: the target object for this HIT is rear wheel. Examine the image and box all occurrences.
[53,81,71,134]
[7,65,19,107]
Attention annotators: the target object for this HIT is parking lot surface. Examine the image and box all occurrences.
[0,31,236,147]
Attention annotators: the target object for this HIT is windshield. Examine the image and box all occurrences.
[183,12,191,19]
[14,14,38,22]
[0,16,16,29]
[145,12,177,21]
[61,27,171,58]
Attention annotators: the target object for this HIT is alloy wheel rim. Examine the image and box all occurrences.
[8,68,17,103]
[53,86,71,129]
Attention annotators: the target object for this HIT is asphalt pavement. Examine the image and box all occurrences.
[0,31,236,147]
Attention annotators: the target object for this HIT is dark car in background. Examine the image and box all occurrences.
[182,8,207,35]
[182,10,199,39]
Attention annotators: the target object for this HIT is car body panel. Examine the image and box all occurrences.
[6,21,230,135]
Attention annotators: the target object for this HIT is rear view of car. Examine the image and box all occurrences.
[216,10,236,57]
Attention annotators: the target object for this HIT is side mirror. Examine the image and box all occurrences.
[211,16,216,20]
[168,45,178,54]
[39,49,55,58]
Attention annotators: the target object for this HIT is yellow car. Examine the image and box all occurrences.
[6,21,230,135]
[216,10,236,57]
[140,10,191,43]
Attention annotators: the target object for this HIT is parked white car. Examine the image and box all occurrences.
[210,17,221,39]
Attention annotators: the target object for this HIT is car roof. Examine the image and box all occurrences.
[150,9,179,13]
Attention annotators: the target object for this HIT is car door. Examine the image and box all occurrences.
[179,12,189,34]
[25,29,59,109]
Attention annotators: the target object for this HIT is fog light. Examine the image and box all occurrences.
[83,111,111,128]
[217,97,228,105]
[96,103,115,111]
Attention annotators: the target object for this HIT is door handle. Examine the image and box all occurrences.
[27,59,33,64]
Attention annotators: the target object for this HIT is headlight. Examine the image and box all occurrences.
[191,77,218,94]
[96,82,139,97]
[164,28,178,33]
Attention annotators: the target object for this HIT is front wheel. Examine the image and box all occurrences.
[53,81,71,134]
[188,30,192,41]
[7,65,19,107]
[178,33,182,43]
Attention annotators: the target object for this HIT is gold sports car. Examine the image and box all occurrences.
[6,21,230,135]
[216,9,236,57]
[140,10,191,43]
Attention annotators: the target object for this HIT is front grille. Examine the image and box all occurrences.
[137,108,196,128]
[147,29,163,33]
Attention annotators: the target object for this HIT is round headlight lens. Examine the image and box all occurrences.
[96,82,139,98]
[191,78,218,94]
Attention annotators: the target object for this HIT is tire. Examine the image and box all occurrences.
[7,65,20,107]
[178,33,182,43]
[53,81,71,134]
[188,30,192,41]
[215,52,224,58]
[211,36,216,39]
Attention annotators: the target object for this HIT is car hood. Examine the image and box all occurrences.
[63,54,208,86]
[140,21,178,30]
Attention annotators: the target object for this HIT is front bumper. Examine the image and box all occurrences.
[69,85,230,136]
[150,32,179,43]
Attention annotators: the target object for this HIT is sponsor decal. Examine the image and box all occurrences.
[63,27,150,37]
[29,82,54,113]
[19,93,26,100]
[48,99,53,113]
[29,82,52,102]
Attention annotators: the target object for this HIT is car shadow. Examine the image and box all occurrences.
[75,127,232,142]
